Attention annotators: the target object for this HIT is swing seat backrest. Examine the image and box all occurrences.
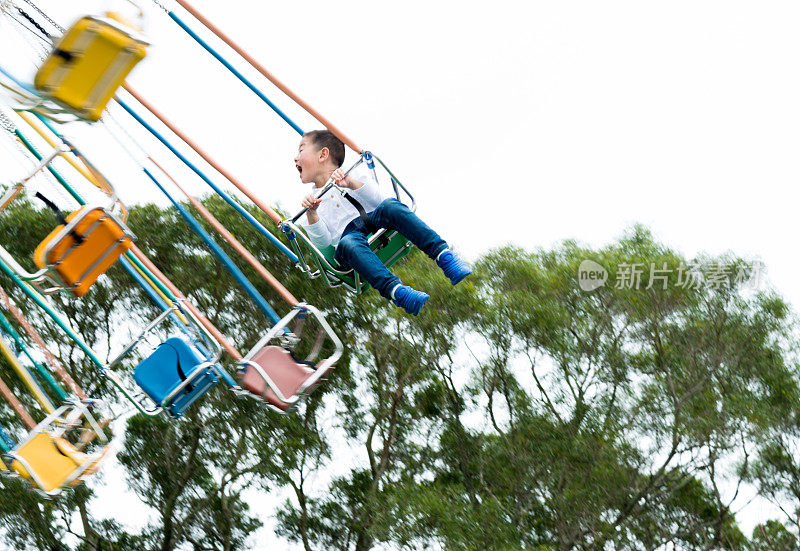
[133,337,220,418]
[34,16,148,121]
[7,433,100,494]
[33,205,133,297]
[54,438,110,479]
[238,345,318,411]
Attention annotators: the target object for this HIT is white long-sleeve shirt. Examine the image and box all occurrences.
[300,170,384,249]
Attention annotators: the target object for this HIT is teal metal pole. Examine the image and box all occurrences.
[0,311,67,401]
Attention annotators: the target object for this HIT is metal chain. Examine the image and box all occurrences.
[16,6,51,40]
[104,108,151,165]
[5,11,50,61]
[149,0,168,13]
[17,7,53,42]
[17,0,63,33]
[0,110,16,133]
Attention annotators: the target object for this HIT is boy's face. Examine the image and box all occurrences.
[294,136,327,184]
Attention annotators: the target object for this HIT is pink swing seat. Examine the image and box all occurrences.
[238,346,323,411]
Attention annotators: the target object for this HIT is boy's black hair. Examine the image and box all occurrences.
[304,130,345,168]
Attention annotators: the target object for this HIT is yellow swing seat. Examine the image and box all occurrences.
[34,16,148,121]
[33,205,134,297]
[7,433,109,495]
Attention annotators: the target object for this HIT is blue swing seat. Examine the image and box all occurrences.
[133,337,221,418]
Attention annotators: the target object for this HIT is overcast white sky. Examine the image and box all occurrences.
[1,0,799,547]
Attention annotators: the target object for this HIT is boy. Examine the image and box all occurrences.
[295,130,471,315]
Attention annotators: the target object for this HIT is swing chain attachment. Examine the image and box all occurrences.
[279,331,300,350]
[50,397,110,443]
[149,0,169,14]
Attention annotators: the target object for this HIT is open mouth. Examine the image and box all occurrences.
[296,164,302,175]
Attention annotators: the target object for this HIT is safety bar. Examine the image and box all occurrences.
[37,206,135,292]
[286,152,415,232]
[288,155,366,224]
[0,138,124,214]
[49,398,110,444]
[0,145,69,212]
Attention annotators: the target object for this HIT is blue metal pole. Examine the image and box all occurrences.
[166,12,304,135]
[142,167,282,325]
[116,98,299,264]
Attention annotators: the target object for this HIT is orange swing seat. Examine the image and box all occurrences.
[33,205,133,297]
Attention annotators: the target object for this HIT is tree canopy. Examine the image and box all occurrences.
[0,200,797,550]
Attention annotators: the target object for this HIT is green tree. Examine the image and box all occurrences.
[0,199,798,551]
[276,227,796,550]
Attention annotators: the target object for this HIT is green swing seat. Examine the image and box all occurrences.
[315,230,414,294]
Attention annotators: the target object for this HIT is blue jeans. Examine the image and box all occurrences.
[335,198,448,299]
